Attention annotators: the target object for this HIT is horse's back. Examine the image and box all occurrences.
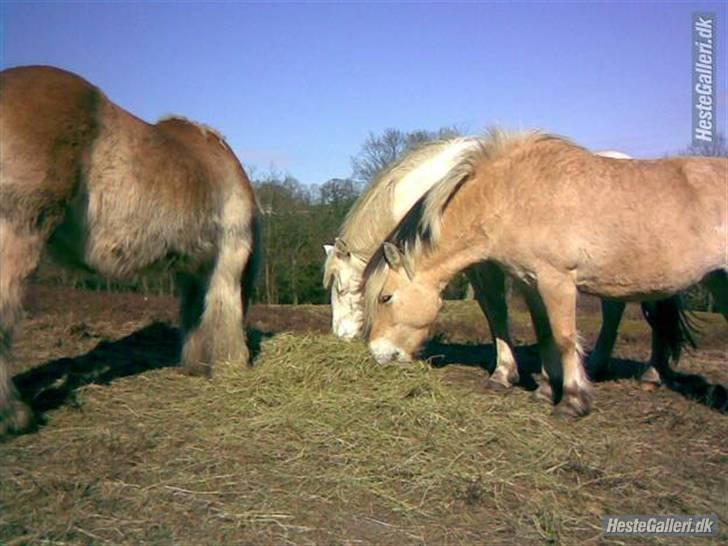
[581,155,725,295]
[481,141,726,296]
[673,156,727,196]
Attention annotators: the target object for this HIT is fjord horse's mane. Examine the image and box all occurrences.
[323,138,467,289]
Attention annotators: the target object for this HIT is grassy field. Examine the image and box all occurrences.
[0,286,726,545]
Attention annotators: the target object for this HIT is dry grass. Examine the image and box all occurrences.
[1,290,726,545]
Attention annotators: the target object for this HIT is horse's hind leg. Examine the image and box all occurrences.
[178,223,253,375]
[0,221,45,435]
[519,283,558,402]
[466,263,518,389]
[586,300,625,381]
[637,300,674,391]
[176,272,209,375]
[640,301,674,384]
[178,266,249,375]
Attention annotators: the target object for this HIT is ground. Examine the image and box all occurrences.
[0,285,726,545]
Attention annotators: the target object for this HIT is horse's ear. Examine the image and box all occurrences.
[383,242,402,269]
[384,243,415,280]
[323,244,334,256]
[334,238,350,259]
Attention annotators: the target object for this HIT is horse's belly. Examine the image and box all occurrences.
[571,216,724,298]
[84,221,217,279]
[53,191,217,279]
[575,258,721,300]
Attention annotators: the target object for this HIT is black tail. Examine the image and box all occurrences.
[641,296,726,413]
[641,295,699,367]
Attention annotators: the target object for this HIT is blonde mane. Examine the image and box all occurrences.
[361,129,567,334]
[323,137,481,288]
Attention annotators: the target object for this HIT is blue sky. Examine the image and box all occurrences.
[2,1,726,185]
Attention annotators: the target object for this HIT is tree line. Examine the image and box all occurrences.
[32,130,726,311]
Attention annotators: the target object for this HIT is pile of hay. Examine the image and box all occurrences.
[1,330,726,544]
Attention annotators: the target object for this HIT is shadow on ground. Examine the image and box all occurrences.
[13,323,272,418]
[13,322,725,428]
[422,340,727,412]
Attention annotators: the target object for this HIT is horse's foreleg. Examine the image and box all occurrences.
[536,271,592,418]
[586,300,625,380]
[0,220,44,435]
[466,263,518,389]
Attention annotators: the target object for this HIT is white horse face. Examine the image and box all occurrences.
[324,241,365,340]
[367,244,442,364]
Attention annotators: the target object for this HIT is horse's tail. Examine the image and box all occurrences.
[641,295,700,366]
[642,295,727,412]
[242,207,264,316]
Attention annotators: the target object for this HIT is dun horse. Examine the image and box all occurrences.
[325,140,685,393]
[0,66,262,435]
[361,130,726,417]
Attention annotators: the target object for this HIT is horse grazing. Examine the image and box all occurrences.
[325,137,531,389]
[361,130,726,418]
[324,140,681,391]
[0,66,262,435]
[324,138,484,339]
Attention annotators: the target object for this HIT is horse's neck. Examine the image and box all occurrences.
[415,177,499,292]
[418,241,489,293]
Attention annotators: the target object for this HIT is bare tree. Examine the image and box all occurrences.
[351,127,460,186]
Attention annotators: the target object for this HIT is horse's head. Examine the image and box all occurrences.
[365,243,442,363]
[323,238,366,340]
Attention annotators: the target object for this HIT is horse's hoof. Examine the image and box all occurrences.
[639,367,661,392]
[0,399,35,437]
[640,381,660,393]
[552,403,585,420]
[531,390,549,403]
[531,382,553,403]
[483,377,511,391]
[553,387,592,419]
[179,362,213,378]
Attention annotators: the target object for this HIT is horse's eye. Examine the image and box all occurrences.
[379,294,393,304]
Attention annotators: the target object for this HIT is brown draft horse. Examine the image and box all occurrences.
[0,66,262,435]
